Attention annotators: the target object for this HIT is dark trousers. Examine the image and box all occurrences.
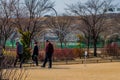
[43,53,52,68]
[32,55,38,66]
[14,54,24,68]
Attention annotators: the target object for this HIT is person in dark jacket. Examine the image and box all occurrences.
[14,41,23,68]
[32,42,39,66]
[41,40,54,68]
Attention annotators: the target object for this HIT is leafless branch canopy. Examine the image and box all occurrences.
[46,15,73,48]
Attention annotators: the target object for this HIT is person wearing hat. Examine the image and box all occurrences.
[41,40,54,68]
[32,42,39,66]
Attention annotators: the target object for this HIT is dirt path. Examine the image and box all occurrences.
[26,62,120,80]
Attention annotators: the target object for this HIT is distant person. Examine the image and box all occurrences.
[14,41,23,68]
[41,40,54,68]
[32,42,39,66]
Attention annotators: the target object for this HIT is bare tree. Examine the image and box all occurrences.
[67,0,113,57]
[114,13,120,35]
[46,15,73,48]
[13,0,54,47]
[74,20,92,56]
[0,0,15,49]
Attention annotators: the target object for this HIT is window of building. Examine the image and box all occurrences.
[108,8,114,12]
[117,8,120,11]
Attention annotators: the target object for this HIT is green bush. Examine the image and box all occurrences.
[19,29,31,60]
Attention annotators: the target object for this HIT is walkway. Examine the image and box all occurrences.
[26,62,120,80]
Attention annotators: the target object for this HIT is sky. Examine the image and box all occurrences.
[51,0,120,14]
[20,0,120,15]
[51,0,86,14]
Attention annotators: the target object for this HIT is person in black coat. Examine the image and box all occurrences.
[41,40,54,68]
[32,42,39,66]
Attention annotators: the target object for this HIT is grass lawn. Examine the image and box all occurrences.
[25,62,120,80]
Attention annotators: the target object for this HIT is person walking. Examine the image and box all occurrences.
[14,41,23,68]
[32,42,39,66]
[41,40,54,68]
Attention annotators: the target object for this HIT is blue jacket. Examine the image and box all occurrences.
[17,43,23,54]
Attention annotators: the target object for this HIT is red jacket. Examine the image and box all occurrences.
[45,43,54,54]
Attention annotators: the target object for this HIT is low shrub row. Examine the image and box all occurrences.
[39,48,85,61]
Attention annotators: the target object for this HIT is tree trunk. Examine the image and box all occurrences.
[60,42,63,49]
[3,40,7,49]
[0,37,3,46]
[93,39,97,57]
[87,36,90,57]
[11,40,14,48]
[27,37,31,48]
